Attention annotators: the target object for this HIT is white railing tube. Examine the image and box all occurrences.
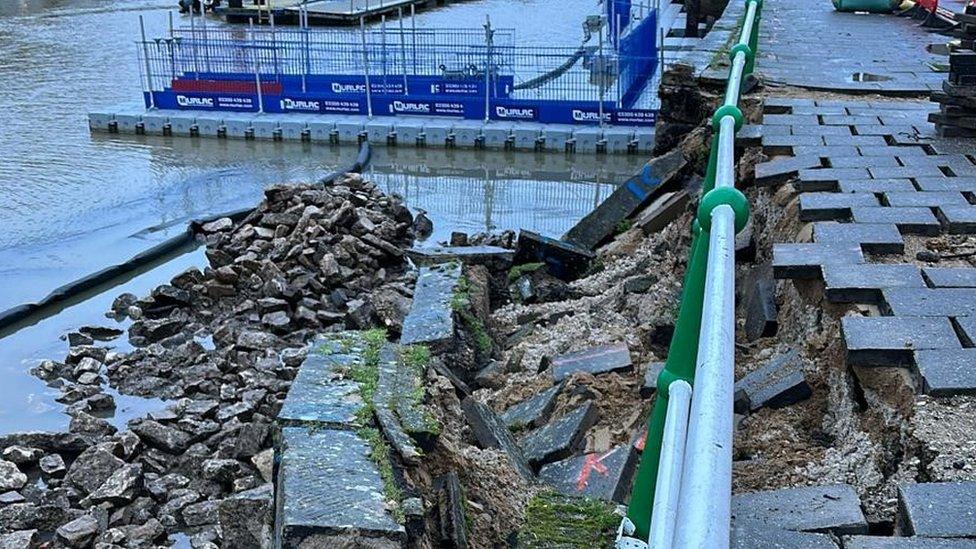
[647,380,692,549]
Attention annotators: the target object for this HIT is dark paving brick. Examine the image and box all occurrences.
[406,246,514,269]
[851,207,941,236]
[823,264,925,303]
[813,222,904,254]
[763,114,820,126]
[731,484,868,535]
[538,445,637,503]
[956,317,976,347]
[763,134,826,150]
[844,536,976,548]
[515,230,595,281]
[922,268,976,288]
[915,177,976,193]
[841,316,960,366]
[792,125,853,136]
[884,191,969,209]
[883,288,976,317]
[401,263,461,347]
[838,179,915,194]
[830,156,901,169]
[765,97,817,110]
[276,427,405,546]
[871,166,948,179]
[520,403,598,467]
[824,135,888,147]
[501,383,563,430]
[732,527,839,549]
[640,361,666,398]
[937,206,976,234]
[742,264,778,341]
[738,124,764,147]
[853,125,919,136]
[898,482,976,538]
[822,115,881,126]
[432,472,469,549]
[794,145,862,158]
[772,243,864,279]
[799,193,880,222]
[548,343,633,382]
[461,397,535,480]
[913,349,976,396]
[799,168,872,185]
[860,146,928,157]
[755,155,823,186]
[734,349,811,412]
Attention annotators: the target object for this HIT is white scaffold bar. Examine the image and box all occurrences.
[647,379,693,549]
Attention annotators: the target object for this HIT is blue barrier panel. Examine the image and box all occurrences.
[618,13,658,108]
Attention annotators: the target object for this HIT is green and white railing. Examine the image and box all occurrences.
[616,0,761,546]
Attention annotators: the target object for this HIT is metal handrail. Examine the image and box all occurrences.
[620,0,761,546]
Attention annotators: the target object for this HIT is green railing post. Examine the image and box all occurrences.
[701,133,721,193]
[626,223,710,540]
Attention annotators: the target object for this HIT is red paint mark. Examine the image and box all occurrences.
[634,430,647,451]
[576,451,611,491]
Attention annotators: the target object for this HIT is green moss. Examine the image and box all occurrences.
[357,426,405,524]
[348,330,386,426]
[396,344,441,436]
[507,262,545,283]
[450,276,493,357]
[518,492,620,548]
[614,219,634,235]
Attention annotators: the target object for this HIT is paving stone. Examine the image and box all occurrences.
[956,317,976,347]
[461,397,534,481]
[772,243,864,280]
[838,179,916,194]
[275,427,405,546]
[763,114,820,126]
[813,222,904,254]
[898,481,976,538]
[830,156,901,169]
[922,268,976,288]
[731,484,868,535]
[401,262,461,347]
[537,445,637,503]
[799,193,879,222]
[432,472,469,549]
[824,135,888,147]
[640,362,666,398]
[732,526,840,549]
[871,166,948,179]
[936,205,976,234]
[823,264,925,303]
[913,349,976,396]
[755,155,823,186]
[822,115,881,126]
[851,207,941,236]
[916,177,976,193]
[742,263,778,341]
[792,124,853,136]
[798,168,872,185]
[859,146,928,157]
[844,536,976,548]
[762,134,826,150]
[501,383,563,430]
[514,230,594,281]
[737,124,764,147]
[635,190,691,236]
[277,333,368,430]
[564,148,685,250]
[548,343,633,382]
[765,97,817,110]
[794,145,862,158]
[520,403,599,468]
[373,344,436,463]
[883,288,976,317]
[853,124,918,136]
[405,246,514,270]
[842,316,960,367]
[884,192,969,209]
[734,349,811,412]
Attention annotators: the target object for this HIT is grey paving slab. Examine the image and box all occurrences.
[794,145,862,158]
[936,206,976,234]
[755,155,823,186]
[405,246,514,269]
[915,177,976,193]
[277,334,368,430]
[841,316,960,366]
[792,124,854,136]
[734,349,811,412]
[851,207,941,236]
[275,427,405,546]
[501,383,563,430]
[822,115,882,126]
[519,403,598,467]
[772,243,864,280]
[823,264,925,304]
[400,262,461,347]
[838,179,916,194]
[813,222,904,254]
[853,125,920,136]
[461,397,534,481]
[824,136,888,147]
[731,484,868,535]
[859,146,928,157]
[799,193,880,222]
[732,527,839,549]
[884,192,969,209]
[956,317,976,347]
[922,268,976,288]
[883,288,976,317]
[913,349,976,396]
[549,343,633,382]
[799,168,872,185]
[871,166,948,179]
[641,362,666,398]
[898,482,976,538]
[830,156,901,169]
[764,114,821,126]
[844,536,976,548]
[743,264,778,341]
[763,134,826,150]
[537,445,637,503]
